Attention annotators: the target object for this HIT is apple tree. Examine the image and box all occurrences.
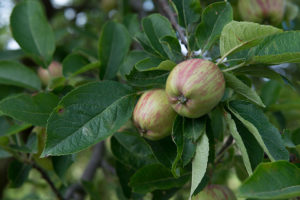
[0,0,300,199]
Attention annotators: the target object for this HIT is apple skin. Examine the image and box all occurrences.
[192,185,237,200]
[165,59,225,118]
[48,61,62,78]
[37,67,51,86]
[133,89,177,140]
[238,0,286,26]
[37,61,62,86]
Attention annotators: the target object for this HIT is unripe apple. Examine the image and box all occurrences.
[37,67,51,86]
[192,185,237,200]
[48,61,62,78]
[37,61,62,86]
[166,59,225,118]
[133,89,177,140]
[238,0,286,26]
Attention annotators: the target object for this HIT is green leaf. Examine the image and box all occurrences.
[220,21,282,58]
[160,36,183,63]
[126,68,169,88]
[135,58,176,72]
[210,107,225,141]
[224,72,265,107]
[248,31,300,64]
[190,133,209,197]
[43,81,137,156]
[119,50,149,77]
[0,85,23,101]
[147,136,177,169]
[116,161,135,198]
[0,148,11,158]
[172,0,201,28]
[0,60,41,90]
[171,117,184,177]
[70,62,100,78]
[62,53,89,77]
[10,0,55,66]
[142,14,176,58]
[99,22,131,80]
[8,160,31,188]
[0,50,24,60]
[234,156,249,181]
[184,117,206,142]
[0,116,11,137]
[181,139,196,167]
[238,161,300,199]
[228,101,289,161]
[172,117,201,172]
[111,132,157,169]
[0,93,59,126]
[196,2,233,52]
[123,14,140,38]
[129,164,190,194]
[52,155,74,180]
[233,66,284,84]
[260,80,282,107]
[233,116,264,170]
[0,122,32,138]
[135,32,161,57]
[224,111,252,175]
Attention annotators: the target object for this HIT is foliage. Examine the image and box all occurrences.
[0,0,300,199]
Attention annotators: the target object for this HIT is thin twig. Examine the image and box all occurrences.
[222,62,246,72]
[101,159,116,175]
[214,136,234,165]
[32,162,64,200]
[64,141,105,200]
[156,0,188,48]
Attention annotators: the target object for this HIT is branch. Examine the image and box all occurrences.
[64,141,105,200]
[214,136,234,164]
[155,0,188,48]
[32,162,64,200]
[101,159,116,175]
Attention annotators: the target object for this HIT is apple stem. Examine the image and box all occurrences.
[177,95,188,104]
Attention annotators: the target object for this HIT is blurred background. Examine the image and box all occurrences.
[0,0,300,199]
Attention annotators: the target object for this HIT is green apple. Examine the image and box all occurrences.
[192,185,237,200]
[133,89,177,140]
[238,0,286,26]
[166,59,225,118]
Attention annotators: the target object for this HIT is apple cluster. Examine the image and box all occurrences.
[238,0,286,26]
[38,61,63,86]
[133,59,225,140]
